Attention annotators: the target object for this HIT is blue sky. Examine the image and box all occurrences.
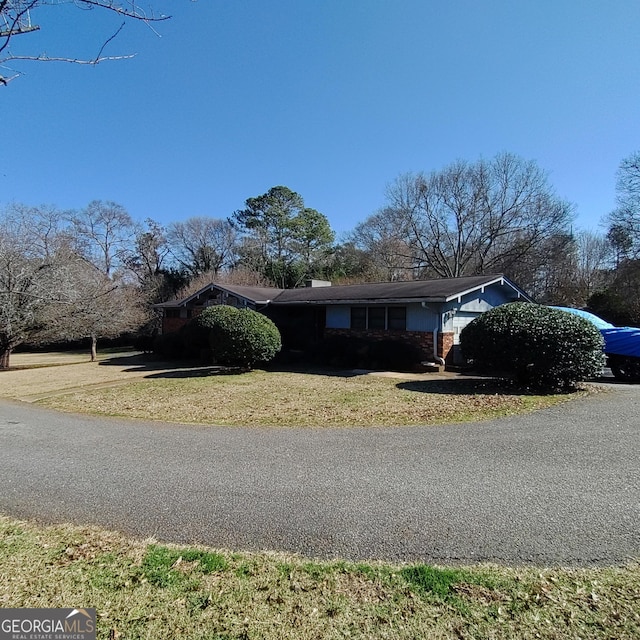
[2,1,639,238]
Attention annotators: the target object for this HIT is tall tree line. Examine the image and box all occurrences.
[593,150,640,325]
[0,201,148,368]
[3,152,638,368]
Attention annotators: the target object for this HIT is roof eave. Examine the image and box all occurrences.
[271,296,449,305]
[444,276,533,303]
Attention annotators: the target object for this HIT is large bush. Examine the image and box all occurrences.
[460,302,605,391]
[196,305,282,369]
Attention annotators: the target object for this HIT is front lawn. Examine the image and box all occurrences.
[35,368,579,427]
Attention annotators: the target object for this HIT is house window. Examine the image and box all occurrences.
[388,306,407,330]
[350,306,407,331]
[351,307,367,330]
[368,307,386,330]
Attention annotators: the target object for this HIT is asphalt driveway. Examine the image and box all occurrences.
[0,383,638,566]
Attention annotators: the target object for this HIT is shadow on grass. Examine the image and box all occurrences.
[141,363,365,380]
[99,354,574,394]
[144,367,248,379]
[100,354,442,380]
[396,378,565,397]
[98,353,203,373]
[265,363,365,378]
[100,353,250,378]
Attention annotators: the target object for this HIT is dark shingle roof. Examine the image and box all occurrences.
[272,275,527,304]
[156,275,531,308]
[217,284,284,304]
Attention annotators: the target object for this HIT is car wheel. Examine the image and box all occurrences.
[609,355,640,382]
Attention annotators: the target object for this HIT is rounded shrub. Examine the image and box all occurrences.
[460,302,605,391]
[196,305,282,369]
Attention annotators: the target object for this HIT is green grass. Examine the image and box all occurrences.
[141,544,228,587]
[37,369,582,427]
[1,515,638,639]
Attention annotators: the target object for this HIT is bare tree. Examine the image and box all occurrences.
[39,259,149,361]
[349,208,416,281]
[505,228,612,306]
[121,217,177,307]
[63,201,149,357]
[1,0,173,84]
[574,231,613,300]
[606,151,640,258]
[0,204,72,368]
[381,153,574,280]
[131,219,170,281]
[167,216,238,278]
[67,200,135,277]
[0,202,149,367]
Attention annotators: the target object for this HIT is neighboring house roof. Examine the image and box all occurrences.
[156,275,533,309]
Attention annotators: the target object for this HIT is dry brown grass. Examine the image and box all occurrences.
[33,368,575,427]
[0,352,584,427]
[2,515,638,639]
[1,350,150,400]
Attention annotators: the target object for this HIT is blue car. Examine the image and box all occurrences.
[553,307,640,382]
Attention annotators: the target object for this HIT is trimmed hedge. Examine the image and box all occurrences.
[460,302,605,391]
[196,305,282,369]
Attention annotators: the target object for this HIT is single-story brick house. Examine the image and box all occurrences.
[155,274,532,365]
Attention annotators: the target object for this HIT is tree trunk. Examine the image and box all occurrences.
[90,335,97,362]
[0,347,12,370]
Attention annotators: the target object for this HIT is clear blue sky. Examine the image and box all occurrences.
[2,1,639,238]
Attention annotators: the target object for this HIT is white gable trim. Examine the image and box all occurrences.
[444,276,532,304]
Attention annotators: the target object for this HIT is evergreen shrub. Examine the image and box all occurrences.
[196,305,281,369]
[460,302,605,391]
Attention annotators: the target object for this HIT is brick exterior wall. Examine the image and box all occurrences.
[161,308,205,334]
[162,308,456,365]
[438,331,455,363]
[325,328,454,362]
[162,317,189,334]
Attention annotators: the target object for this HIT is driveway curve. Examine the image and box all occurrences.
[0,384,638,566]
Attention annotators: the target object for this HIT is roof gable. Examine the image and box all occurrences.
[156,283,284,308]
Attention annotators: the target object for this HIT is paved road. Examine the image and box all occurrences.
[0,384,638,566]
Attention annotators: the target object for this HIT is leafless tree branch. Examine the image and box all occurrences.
[6,52,135,63]
[1,0,174,83]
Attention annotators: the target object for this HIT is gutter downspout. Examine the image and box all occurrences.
[422,302,446,366]
[433,324,446,367]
